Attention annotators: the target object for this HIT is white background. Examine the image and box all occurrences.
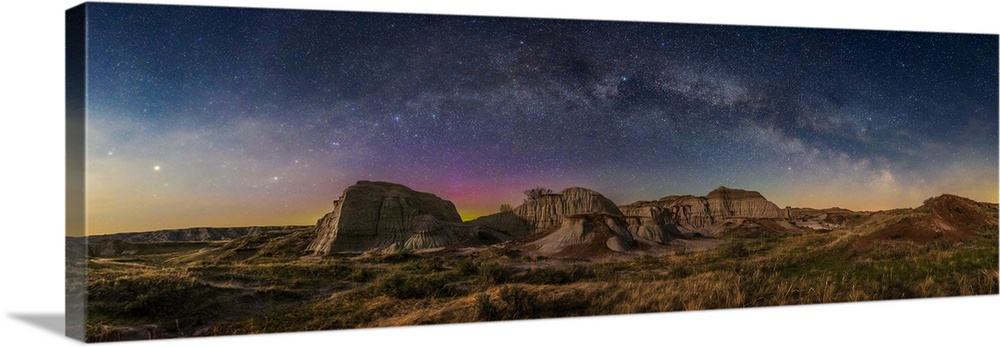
[0,1,997,346]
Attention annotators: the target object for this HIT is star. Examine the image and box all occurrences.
[81,3,997,233]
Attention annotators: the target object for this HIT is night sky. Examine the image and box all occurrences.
[84,4,998,234]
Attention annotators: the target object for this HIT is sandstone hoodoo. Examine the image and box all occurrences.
[469,187,623,237]
[620,186,788,235]
[527,213,635,257]
[472,187,679,256]
[307,181,481,254]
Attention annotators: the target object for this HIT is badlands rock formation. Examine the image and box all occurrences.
[306,182,792,255]
[527,214,635,257]
[620,186,786,235]
[788,207,867,230]
[616,204,684,242]
[514,187,623,230]
[469,187,622,237]
[307,181,480,254]
[473,187,676,256]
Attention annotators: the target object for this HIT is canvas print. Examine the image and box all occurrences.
[66,2,999,342]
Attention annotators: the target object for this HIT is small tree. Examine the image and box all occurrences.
[523,186,553,201]
[500,203,513,212]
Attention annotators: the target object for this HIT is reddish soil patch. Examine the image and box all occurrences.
[851,195,998,250]
[918,194,997,230]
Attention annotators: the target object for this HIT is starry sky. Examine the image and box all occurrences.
[84,3,998,234]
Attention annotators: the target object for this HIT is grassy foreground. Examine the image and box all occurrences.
[84,225,998,342]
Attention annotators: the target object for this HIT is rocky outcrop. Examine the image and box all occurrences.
[305,182,789,255]
[527,214,635,257]
[515,187,623,230]
[307,181,478,254]
[469,187,622,237]
[623,216,679,244]
[472,187,680,256]
[789,207,867,230]
[706,186,783,217]
[618,204,682,242]
[465,211,531,238]
[620,186,786,235]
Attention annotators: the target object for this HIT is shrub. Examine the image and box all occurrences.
[523,187,553,201]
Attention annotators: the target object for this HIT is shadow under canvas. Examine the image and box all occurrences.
[9,313,66,337]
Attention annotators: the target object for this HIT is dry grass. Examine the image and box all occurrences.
[84,223,998,341]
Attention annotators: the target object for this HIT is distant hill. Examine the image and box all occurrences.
[788,207,870,230]
[851,194,999,249]
[87,225,312,242]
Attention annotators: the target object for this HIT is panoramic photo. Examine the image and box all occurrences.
[67,3,998,342]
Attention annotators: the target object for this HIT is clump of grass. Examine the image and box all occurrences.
[347,267,376,282]
[636,254,658,264]
[366,250,421,263]
[494,247,522,259]
[453,260,513,286]
[400,256,446,273]
[369,270,466,299]
[720,241,751,258]
[668,265,692,279]
[474,294,499,320]
[981,269,999,292]
[477,262,513,285]
[865,240,922,261]
[186,261,360,290]
[475,285,540,321]
[517,266,591,285]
